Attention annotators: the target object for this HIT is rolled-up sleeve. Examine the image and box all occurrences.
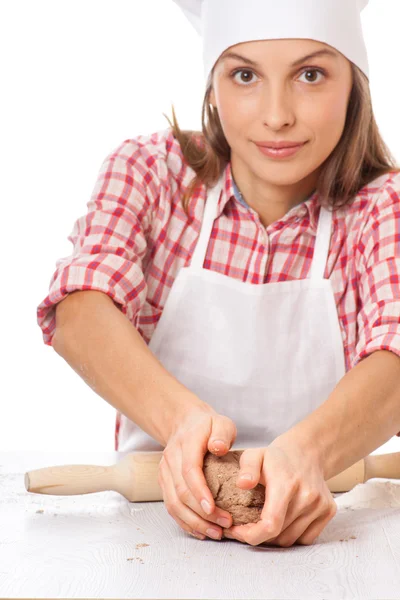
[353,178,400,435]
[37,140,155,346]
[353,179,400,369]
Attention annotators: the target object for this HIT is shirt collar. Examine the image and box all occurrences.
[214,162,320,233]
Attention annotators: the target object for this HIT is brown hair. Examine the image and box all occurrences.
[163,63,400,215]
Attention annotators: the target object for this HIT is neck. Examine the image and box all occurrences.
[230,158,319,227]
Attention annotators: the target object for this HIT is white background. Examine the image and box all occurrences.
[1,0,400,453]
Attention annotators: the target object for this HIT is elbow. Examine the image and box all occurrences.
[52,325,68,357]
[52,295,78,355]
[51,290,113,355]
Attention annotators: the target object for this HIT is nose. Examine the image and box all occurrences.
[259,83,295,129]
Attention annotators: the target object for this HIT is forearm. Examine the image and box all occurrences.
[285,350,400,481]
[52,290,211,446]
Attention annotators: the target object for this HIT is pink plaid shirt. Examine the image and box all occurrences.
[37,127,400,444]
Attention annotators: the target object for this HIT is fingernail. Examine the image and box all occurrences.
[211,440,226,452]
[217,517,231,528]
[240,473,253,480]
[206,528,221,539]
[201,499,212,515]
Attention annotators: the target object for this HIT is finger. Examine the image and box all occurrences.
[224,523,253,543]
[275,500,336,547]
[296,502,337,546]
[181,425,234,519]
[238,479,293,546]
[275,487,320,533]
[177,518,206,540]
[207,415,237,457]
[160,452,223,540]
[236,448,263,489]
[226,496,298,544]
[163,441,232,529]
[228,496,325,547]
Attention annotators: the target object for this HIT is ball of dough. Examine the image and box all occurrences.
[203,450,265,526]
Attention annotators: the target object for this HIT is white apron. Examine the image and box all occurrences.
[117,174,346,452]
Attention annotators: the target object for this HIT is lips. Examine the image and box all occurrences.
[256,142,306,149]
[255,142,307,159]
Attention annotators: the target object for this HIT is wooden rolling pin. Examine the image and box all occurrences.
[24,450,400,501]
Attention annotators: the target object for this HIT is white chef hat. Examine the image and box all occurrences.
[172,0,370,82]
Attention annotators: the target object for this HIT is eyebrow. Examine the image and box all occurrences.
[220,49,339,68]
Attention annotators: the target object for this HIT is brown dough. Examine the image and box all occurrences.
[203,450,265,527]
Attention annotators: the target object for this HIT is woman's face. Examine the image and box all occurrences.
[210,39,353,192]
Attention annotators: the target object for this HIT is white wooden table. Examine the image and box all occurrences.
[1,450,400,599]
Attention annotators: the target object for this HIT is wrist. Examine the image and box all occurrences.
[160,388,215,446]
[274,425,325,474]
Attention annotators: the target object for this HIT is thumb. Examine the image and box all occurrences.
[208,416,237,456]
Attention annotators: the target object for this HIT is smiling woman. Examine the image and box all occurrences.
[164,38,399,223]
[37,0,400,549]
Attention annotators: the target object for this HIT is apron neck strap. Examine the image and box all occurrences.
[190,176,224,270]
[310,206,333,281]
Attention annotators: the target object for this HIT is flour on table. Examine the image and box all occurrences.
[334,479,400,509]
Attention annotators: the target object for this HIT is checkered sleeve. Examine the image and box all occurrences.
[37,140,156,346]
[352,177,400,435]
[353,179,400,367]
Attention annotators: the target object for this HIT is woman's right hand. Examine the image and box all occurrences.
[158,405,237,540]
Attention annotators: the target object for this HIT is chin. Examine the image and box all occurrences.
[256,167,311,187]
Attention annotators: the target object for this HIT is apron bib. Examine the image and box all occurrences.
[117,175,346,452]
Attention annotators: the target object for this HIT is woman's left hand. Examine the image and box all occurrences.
[223,435,337,547]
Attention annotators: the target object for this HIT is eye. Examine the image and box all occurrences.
[298,68,326,84]
[230,69,258,85]
[230,67,327,86]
